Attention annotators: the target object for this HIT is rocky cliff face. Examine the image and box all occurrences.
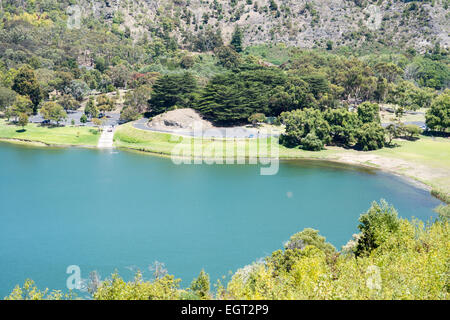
[69,0,449,51]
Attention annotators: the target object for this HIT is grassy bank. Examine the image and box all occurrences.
[0,120,100,146]
[114,122,342,160]
[115,123,450,196]
[371,136,450,193]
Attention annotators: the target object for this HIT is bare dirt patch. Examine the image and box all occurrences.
[148,108,213,131]
[334,152,447,191]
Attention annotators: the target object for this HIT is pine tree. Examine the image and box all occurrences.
[230,25,243,52]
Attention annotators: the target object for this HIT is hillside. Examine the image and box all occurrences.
[2,1,449,54]
[69,0,450,51]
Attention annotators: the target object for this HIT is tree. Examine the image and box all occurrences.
[301,73,329,100]
[17,112,28,129]
[324,108,360,146]
[357,102,380,124]
[214,46,242,69]
[180,55,195,69]
[123,86,151,114]
[9,95,33,121]
[300,131,324,151]
[355,122,385,151]
[107,64,131,89]
[120,106,141,122]
[407,56,450,90]
[190,270,210,300]
[58,94,80,111]
[385,124,397,145]
[279,108,331,148]
[40,102,67,125]
[354,200,400,256]
[374,62,404,83]
[12,65,42,114]
[84,97,99,119]
[269,0,278,11]
[196,69,289,125]
[92,118,103,131]
[404,124,422,139]
[0,86,16,111]
[94,56,107,73]
[284,228,336,257]
[191,27,223,52]
[149,73,198,115]
[65,80,89,102]
[248,113,266,126]
[92,272,182,300]
[230,25,243,52]
[80,114,88,124]
[96,95,115,112]
[426,91,449,132]
[54,71,74,93]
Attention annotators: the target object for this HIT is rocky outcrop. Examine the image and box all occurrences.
[148,108,213,130]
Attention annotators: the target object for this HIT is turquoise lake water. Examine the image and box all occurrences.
[0,142,442,297]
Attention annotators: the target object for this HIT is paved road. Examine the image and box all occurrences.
[97,126,115,149]
[133,118,280,138]
[381,121,426,128]
[29,110,121,127]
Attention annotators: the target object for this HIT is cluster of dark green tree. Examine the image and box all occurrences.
[6,200,448,300]
[279,102,385,151]
[147,65,333,125]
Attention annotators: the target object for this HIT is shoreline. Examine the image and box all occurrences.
[0,137,97,149]
[0,135,446,200]
[115,145,436,195]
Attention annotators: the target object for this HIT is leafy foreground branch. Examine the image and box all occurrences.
[6,201,449,300]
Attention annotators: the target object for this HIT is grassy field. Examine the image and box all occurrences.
[372,136,450,193]
[0,119,100,146]
[373,136,450,169]
[244,44,293,66]
[114,122,343,160]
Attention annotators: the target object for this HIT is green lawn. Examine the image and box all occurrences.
[373,136,450,194]
[0,119,100,146]
[244,44,293,66]
[114,122,342,160]
[373,136,450,169]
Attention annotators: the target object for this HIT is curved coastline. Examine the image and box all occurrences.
[117,144,434,193]
[0,134,446,201]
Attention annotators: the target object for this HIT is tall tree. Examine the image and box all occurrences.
[0,86,16,111]
[230,25,243,52]
[148,73,198,115]
[12,66,42,114]
[426,91,449,132]
[40,101,67,125]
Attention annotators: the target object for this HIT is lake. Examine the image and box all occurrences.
[0,142,441,297]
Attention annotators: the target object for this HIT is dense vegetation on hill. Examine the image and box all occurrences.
[5,200,449,300]
[0,1,449,154]
[0,1,449,148]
